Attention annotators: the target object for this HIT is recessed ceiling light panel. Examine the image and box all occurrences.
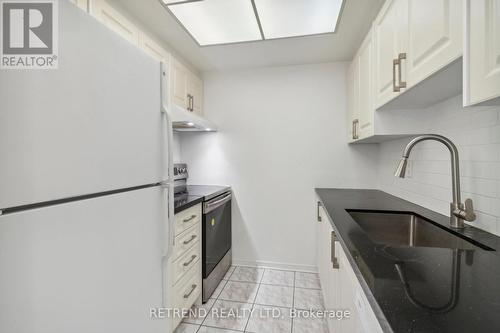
[254,0,344,39]
[165,0,262,46]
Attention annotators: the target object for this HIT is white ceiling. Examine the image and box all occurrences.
[109,0,384,73]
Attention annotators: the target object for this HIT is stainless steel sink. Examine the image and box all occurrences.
[347,211,486,250]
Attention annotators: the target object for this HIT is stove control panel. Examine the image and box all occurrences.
[173,163,188,180]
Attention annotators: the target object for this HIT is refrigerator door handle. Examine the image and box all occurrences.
[160,61,175,258]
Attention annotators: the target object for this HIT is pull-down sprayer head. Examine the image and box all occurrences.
[394,157,409,178]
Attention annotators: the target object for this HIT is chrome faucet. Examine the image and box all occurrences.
[394,134,476,229]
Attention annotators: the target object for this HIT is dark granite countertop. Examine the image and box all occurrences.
[174,185,231,214]
[186,185,231,201]
[315,188,500,333]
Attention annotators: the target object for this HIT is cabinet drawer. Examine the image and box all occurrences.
[173,223,200,260]
[173,241,200,283]
[173,265,201,308]
[174,204,201,236]
[172,264,201,328]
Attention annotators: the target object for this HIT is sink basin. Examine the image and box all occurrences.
[347,210,492,251]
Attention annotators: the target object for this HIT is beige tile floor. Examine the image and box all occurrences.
[174,266,329,333]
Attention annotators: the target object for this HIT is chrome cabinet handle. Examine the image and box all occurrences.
[186,94,193,111]
[317,201,322,222]
[393,58,400,92]
[191,95,195,111]
[183,284,197,299]
[183,235,197,245]
[352,119,359,140]
[183,254,197,267]
[398,53,407,89]
[183,215,197,223]
[331,231,340,269]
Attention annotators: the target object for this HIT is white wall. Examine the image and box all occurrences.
[179,63,379,271]
[377,95,500,235]
[172,133,182,163]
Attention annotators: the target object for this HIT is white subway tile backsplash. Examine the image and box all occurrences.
[461,145,499,162]
[413,160,450,175]
[492,198,500,217]
[490,126,500,143]
[493,163,500,179]
[471,212,498,235]
[378,96,500,237]
[460,177,498,197]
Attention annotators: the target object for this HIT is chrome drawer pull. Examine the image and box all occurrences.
[352,119,359,140]
[183,215,197,223]
[183,235,197,245]
[331,231,340,269]
[393,58,400,92]
[183,284,197,299]
[183,255,197,267]
[398,53,407,89]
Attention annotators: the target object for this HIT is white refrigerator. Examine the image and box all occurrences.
[0,1,174,332]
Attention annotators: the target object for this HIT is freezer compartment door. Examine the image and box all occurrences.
[0,1,166,209]
[0,186,170,333]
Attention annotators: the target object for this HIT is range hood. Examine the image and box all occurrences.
[169,104,217,132]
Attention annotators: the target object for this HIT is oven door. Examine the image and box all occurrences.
[203,192,232,278]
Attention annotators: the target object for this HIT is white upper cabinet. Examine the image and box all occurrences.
[188,73,204,116]
[69,0,88,11]
[347,61,359,142]
[170,56,204,116]
[357,31,374,140]
[140,34,168,62]
[373,0,406,109]
[349,0,465,143]
[348,29,374,142]
[465,0,500,105]
[405,0,462,87]
[91,0,140,45]
[373,0,462,109]
[170,57,190,111]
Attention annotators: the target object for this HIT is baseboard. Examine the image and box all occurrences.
[232,259,317,273]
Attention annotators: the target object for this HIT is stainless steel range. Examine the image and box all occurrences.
[173,164,232,303]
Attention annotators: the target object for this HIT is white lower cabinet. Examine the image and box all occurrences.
[316,202,383,333]
[169,203,203,330]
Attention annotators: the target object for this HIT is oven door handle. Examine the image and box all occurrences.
[204,192,232,213]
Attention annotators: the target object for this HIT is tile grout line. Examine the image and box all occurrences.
[243,267,266,332]
[197,277,228,330]
[193,267,323,333]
